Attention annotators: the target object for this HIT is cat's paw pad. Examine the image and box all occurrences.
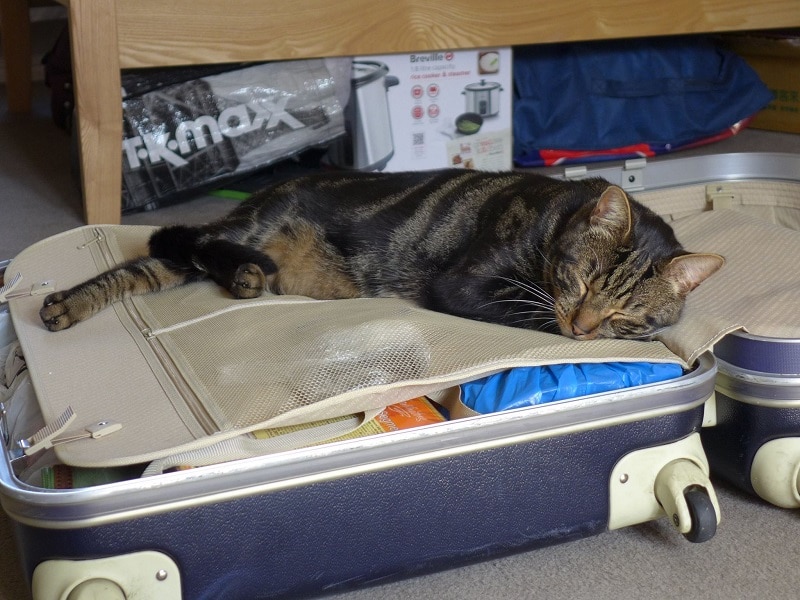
[39,291,82,332]
[231,263,266,299]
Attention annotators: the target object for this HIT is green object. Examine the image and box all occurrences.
[209,189,252,201]
[458,120,481,134]
[455,113,483,135]
[41,465,142,489]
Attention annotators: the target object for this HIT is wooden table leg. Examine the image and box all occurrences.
[0,0,33,112]
[68,0,122,224]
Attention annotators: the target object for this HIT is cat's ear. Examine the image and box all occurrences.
[590,186,632,239]
[663,253,725,295]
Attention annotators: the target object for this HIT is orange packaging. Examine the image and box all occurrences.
[371,397,446,432]
[252,397,447,446]
[321,397,446,444]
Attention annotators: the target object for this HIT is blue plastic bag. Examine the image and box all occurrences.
[513,37,773,166]
[461,362,684,414]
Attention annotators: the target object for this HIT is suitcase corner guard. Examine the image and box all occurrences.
[31,550,182,600]
[750,437,800,509]
[609,432,720,543]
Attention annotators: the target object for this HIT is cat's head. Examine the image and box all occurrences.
[547,185,724,341]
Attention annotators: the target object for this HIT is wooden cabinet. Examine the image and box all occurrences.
[3,0,799,223]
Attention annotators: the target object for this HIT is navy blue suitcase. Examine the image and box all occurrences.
[0,252,719,600]
[5,149,800,598]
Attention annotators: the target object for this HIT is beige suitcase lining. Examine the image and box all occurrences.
[636,179,800,363]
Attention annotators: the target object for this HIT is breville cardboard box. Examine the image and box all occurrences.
[328,48,513,172]
[723,33,800,134]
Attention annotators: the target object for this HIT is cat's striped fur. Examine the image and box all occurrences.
[40,170,724,339]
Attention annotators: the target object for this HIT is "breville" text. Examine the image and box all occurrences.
[409,53,447,63]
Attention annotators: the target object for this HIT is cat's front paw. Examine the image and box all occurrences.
[39,291,87,332]
[230,263,266,299]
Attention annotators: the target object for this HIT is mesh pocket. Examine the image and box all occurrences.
[149,296,683,432]
[157,302,435,428]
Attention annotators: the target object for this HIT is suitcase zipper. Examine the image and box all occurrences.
[92,228,220,436]
[144,329,220,435]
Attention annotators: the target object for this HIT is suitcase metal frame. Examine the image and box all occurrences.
[558,151,800,194]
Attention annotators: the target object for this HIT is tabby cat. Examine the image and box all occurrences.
[40,170,724,339]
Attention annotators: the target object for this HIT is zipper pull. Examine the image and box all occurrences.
[17,408,122,456]
[0,275,56,303]
[51,420,123,446]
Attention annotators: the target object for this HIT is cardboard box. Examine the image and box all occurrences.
[723,33,800,134]
[332,48,513,171]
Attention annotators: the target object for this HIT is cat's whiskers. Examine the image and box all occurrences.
[538,319,561,333]
[495,297,557,322]
[479,275,559,328]
[534,247,554,269]
[480,298,554,311]
[507,309,557,320]
[626,325,671,340]
[497,275,552,298]
[493,275,555,304]
[505,314,560,328]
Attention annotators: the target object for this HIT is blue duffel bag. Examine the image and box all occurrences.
[513,37,773,166]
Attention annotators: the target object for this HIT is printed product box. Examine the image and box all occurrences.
[722,33,800,134]
[327,48,513,172]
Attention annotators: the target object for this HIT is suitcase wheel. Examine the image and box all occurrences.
[750,437,800,509]
[609,433,720,542]
[654,458,720,543]
[682,486,718,543]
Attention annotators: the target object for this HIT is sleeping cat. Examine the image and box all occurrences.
[40,170,723,339]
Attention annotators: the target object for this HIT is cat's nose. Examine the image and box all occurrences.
[571,319,600,339]
[572,323,589,337]
[571,311,602,339]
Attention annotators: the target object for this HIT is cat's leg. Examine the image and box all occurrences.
[149,225,277,299]
[189,239,277,299]
[260,222,361,299]
[40,256,195,331]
